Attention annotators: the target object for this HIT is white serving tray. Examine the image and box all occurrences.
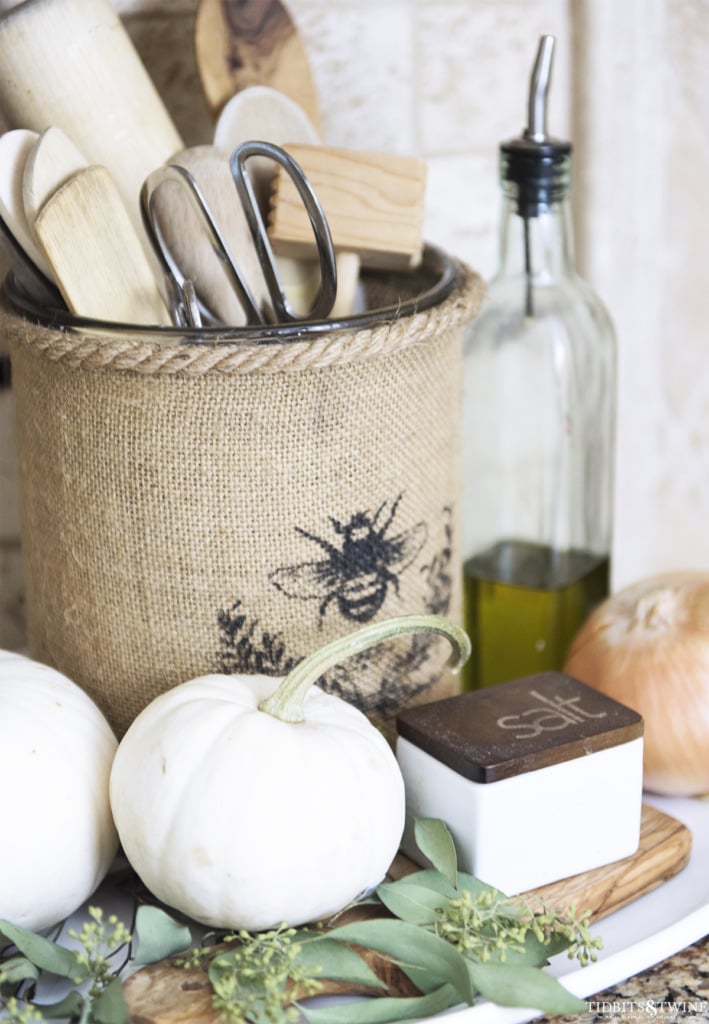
[299,793,709,1023]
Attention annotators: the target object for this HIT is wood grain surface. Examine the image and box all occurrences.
[194,0,321,131]
[269,144,427,270]
[123,804,691,1023]
[34,166,170,324]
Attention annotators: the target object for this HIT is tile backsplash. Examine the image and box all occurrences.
[1,0,708,648]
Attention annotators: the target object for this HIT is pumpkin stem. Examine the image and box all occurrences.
[258,614,471,723]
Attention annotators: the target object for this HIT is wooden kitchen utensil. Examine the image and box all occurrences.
[269,143,428,270]
[194,0,321,132]
[0,128,53,280]
[33,165,171,325]
[0,0,183,243]
[22,126,89,227]
[123,803,692,1022]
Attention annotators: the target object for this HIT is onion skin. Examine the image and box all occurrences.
[563,571,709,797]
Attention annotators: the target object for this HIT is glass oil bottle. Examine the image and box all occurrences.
[461,35,616,690]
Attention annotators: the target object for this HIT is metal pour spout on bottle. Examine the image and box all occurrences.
[460,35,617,691]
[521,34,555,318]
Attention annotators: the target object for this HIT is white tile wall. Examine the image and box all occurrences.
[1,0,709,645]
[573,0,709,585]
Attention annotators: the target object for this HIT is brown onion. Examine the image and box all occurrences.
[563,571,709,797]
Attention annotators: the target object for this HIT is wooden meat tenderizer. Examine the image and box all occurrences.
[268,144,427,271]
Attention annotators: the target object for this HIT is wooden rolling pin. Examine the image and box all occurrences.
[0,0,183,244]
[269,143,427,270]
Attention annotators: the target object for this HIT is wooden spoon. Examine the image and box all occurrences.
[0,128,54,280]
[33,165,171,324]
[194,0,321,133]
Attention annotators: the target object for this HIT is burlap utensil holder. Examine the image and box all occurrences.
[5,248,484,738]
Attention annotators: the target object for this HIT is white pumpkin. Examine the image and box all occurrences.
[0,651,119,931]
[110,615,469,931]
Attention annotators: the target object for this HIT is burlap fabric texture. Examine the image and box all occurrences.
[6,255,484,739]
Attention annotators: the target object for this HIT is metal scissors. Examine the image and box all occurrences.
[140,140,338,329]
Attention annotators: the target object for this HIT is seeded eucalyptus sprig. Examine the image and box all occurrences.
[173,924,324,1024]
[0,819,601,1024]
[142,819,599,1024]
[0,906,131,1024]
[308,818,599,1023]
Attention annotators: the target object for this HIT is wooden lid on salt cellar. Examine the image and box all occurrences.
[397,671,643,783]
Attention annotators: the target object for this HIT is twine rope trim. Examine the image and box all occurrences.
[3,269,485,377]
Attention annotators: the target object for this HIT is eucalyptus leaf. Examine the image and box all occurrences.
[396,963,455,996]
[132,906,192,965]
[301,982,458,1024]
[413,819,458,889]
[91,975,129,1024]
[36,990,85,1019]
[393,869,456,898]
[325,919,474,1006]
[0,920,86,982]
[468,962,588,1015]
[0,954,39,986]
[297,936,386,991]
[375,880,446,926]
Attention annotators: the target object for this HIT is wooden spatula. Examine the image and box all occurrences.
[23,126,89,227]
[33,164,171,325]
[195,0,321,132]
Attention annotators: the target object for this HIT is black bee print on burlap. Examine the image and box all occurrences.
[215,506,455,722]
[268,493,427,625]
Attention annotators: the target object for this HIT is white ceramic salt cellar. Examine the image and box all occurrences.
[396,671,644,894]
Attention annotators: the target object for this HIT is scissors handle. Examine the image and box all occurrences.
[230,140,338,324]
[140,163,265,326]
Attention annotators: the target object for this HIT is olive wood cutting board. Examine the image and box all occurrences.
[123,804,691,1023]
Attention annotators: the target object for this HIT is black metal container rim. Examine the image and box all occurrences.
[3,244,461,347]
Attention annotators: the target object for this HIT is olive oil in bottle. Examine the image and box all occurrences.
[461,37,616,690]
[462,540,609,689]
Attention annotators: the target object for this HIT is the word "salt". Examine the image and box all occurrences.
[496,689,607,739]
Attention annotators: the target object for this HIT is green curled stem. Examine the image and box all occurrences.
[258,614,471,724]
